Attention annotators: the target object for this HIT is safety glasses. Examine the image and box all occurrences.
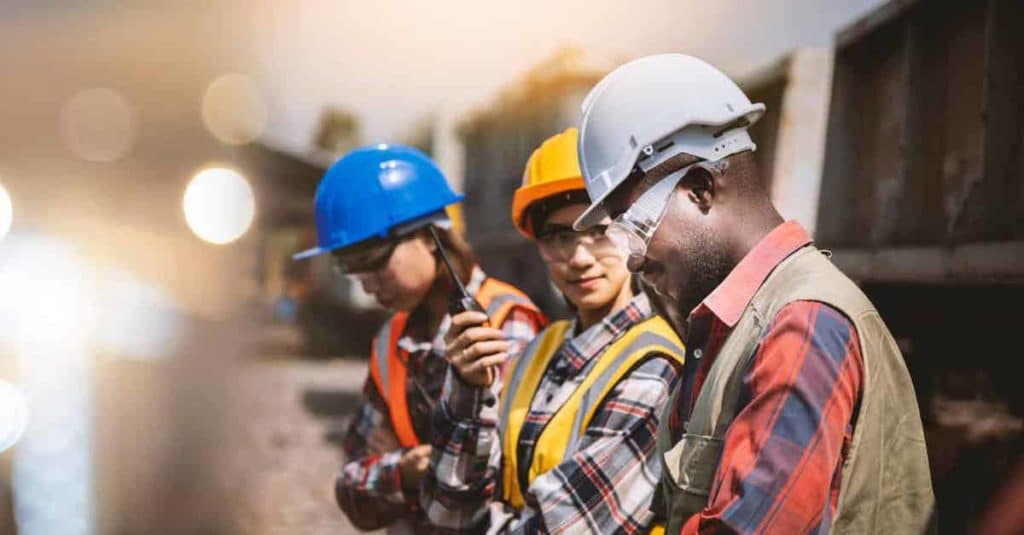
[606,160,722,272]
[535,224,620,263]
[332,239,400,276]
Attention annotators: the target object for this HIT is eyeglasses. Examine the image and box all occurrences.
[333,240,400,276]
[535,224,620,263]
[606,160,722,272]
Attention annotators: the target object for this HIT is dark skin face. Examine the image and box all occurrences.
[602,152,782,316]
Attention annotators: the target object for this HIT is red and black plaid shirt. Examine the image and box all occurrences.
[667,221,864,534]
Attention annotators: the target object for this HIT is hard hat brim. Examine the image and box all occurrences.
[292,205,461,261]
[512,176,585,237]
[572,181,616,231]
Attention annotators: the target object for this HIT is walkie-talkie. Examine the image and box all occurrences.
[429,226,496,384]
[429,226,489,321]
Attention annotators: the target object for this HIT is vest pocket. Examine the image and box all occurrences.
[662,433,723,497]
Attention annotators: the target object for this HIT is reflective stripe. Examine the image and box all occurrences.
[368,313,419,448]
[565,331,684,452]
[372,321,392,396]
[486,292,531,320]
[499,324,569,433]
[497,321,572,510]
[477,278,539,328]
[486,292,531,315]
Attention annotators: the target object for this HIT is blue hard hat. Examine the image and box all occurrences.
[293,144,463,260]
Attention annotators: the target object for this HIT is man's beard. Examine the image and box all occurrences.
[673,227,733,318]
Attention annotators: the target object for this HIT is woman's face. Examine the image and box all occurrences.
[339,233,439,312]
[537,203,631,312]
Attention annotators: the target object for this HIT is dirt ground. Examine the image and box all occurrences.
[218,357,378,535]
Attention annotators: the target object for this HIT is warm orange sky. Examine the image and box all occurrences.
[235,0,887,153]
[0,1,884,151]
[1,0,886,158]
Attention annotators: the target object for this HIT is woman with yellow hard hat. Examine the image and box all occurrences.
[421,129,685,534]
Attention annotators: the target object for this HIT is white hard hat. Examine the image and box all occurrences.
[574,54,766,229]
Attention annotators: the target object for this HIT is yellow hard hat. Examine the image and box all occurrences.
[511,128,585,238]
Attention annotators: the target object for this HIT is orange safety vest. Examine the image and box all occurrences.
[368,277,541,447]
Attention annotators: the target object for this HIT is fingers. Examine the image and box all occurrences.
[444,311,490,344]
[451,311,489,329]
[450,340,511,366]
[447,326,506,356]
[461,353,509,377]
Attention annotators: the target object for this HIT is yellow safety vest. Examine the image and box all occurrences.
[498,315,684,534]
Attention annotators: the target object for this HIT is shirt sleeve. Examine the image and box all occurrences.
[335,377,416,531]
[420,305,545,532]
[681,301,864,535]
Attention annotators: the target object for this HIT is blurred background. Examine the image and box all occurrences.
[0,0,1021,533]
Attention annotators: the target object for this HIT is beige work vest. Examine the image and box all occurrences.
[657,245,934,534]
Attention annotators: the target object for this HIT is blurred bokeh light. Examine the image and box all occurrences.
[0,236,94,535]
[0,379,28,453]
[183,167,256,244]
[59,88,137,163]
[201,74,268,146]
[0,182,11,241]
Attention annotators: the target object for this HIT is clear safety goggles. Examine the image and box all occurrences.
[606,160,724,272]
[535,224,621,263]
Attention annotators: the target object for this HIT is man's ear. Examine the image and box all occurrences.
[681,167,715,213]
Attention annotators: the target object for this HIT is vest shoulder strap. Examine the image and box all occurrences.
[498,320,573,510]
[367,313,420,448]
[560,316,685,454]
[476,277,542,327]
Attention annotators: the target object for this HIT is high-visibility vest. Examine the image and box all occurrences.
[498,315,685,533]
[369,277,541,448]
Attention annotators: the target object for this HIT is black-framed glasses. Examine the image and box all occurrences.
[535,224,620,263]
[332,240,400,275]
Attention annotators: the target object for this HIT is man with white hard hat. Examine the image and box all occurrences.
[574,54,934,534]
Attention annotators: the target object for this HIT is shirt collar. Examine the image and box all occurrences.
[557,292,653,378]
[697,220,812,328]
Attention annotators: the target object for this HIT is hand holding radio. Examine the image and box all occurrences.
[445,310,510,387]
[429,227,507,387]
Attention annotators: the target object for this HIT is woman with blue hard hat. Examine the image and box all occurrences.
[294,144,546,534]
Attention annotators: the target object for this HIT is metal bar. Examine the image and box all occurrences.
[829,241,1024,282]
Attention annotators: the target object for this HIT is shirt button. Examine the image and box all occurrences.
[693,348,703,360]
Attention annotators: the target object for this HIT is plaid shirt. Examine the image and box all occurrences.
[666,221,865,535]
[423,292,682,534]
[337,268,545,533]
